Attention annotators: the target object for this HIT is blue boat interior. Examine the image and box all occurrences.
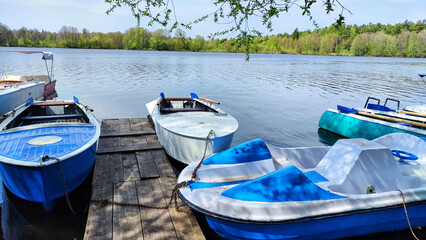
[221,165,344,202]
[202,139,272,165]
[4,102,89,130]
[0,125,97,162]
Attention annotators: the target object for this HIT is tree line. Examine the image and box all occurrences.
[0,20,425,57]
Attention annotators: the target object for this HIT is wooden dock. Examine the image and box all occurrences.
[84,118,205,240]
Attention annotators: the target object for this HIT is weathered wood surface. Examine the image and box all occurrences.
[84,118,205,240]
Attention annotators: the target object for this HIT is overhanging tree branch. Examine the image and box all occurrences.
[105,0,351,59]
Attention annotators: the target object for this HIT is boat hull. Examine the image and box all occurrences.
[155,120,235,164]
[0,141,98,211]
[205,203,426,240]
[318,110,426,139]
[0,82,44,115]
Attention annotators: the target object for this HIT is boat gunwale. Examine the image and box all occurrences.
[156,114,238,139]
[178,187,426,225]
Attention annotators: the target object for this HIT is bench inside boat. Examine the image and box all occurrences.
[159,97,218,114]
[5,102,90,129]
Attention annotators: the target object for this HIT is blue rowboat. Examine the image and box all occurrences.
[319,97,426,140]
[0,97,100,211]
[177,133,426,240]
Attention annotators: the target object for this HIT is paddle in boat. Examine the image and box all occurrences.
[177,132,426,240]
[0,97,100,211]
[0,50,57,116]
[319,97,426,140]
[146,92,238,164]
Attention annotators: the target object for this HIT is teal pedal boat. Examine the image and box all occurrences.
[319,97,426,140]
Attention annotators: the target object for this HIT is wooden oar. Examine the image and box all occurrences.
[395,110,426,118]
[190,93,220,104]
[357,111,426,128]
[198,97,220,105]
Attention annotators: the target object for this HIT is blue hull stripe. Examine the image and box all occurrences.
[206,204,426,240]
[188,180,248,191]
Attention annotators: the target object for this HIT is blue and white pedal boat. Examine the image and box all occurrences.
[178,133,426,240]
[0,98,100,211]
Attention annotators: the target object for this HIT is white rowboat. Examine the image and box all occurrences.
[146,93,238,164]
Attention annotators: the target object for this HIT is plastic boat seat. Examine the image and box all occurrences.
[315,138,410,194]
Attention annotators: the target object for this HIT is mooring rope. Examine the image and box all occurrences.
[42,155,77,215]
[191,129,215,181]
[91,129,215,213]
[396,189,419,240]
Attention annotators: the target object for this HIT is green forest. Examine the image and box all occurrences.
[0,20,425,57]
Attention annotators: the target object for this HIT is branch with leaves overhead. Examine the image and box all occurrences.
[105,0,351,59]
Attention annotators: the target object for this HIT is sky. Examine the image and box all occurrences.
[0,0,425,38]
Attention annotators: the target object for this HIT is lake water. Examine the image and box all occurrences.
[2,47,425,148]
[0,47,425,239]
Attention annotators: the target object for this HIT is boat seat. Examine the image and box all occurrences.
[161,108,205,113]
[316,138,410,194]
[22,114,83,121]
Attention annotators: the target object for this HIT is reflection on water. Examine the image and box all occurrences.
[1,169,93,240]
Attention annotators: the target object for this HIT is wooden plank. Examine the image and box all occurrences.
[155,151,206,240]
[100,129,155,138]
[167,200,205,240]
[84,182,114,240]
[92,154,111,184]
[86,118,205,240]
[103,119,121,148]
[129,118,144,131]
[132,134,148,145]
[101,119,119,135]
[122,153,141,181]
[97,142,163,155]
[110,153,124,184]
[136,151,160,179]
[151,150,205,240]
[85,153,114,240]
[113,181,143,240]
[119,118,131,132]
[135,179,178,240]
[151,150,175,178]
[145,134,158,144]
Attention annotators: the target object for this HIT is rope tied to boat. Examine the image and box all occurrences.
[42,155,77,215]
[191,129,215,181]
[396,189,420,240]
[91,129,214,213]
